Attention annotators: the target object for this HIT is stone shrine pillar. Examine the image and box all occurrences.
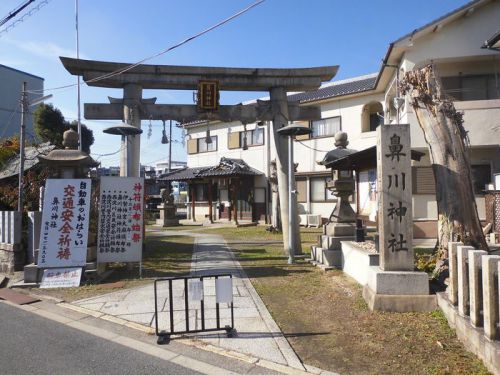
[362,124,435,312]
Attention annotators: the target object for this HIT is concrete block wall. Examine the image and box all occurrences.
[442,241,500,374]
[0,211,22,273]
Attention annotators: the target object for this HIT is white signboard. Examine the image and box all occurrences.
[97,177,144,263]
[215,278,233,304]
[40,267,82,289]
[188,280,204,302]
[38,179,91,268]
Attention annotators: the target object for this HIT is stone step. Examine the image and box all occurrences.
[324,223,356,237]
[321,235,355,250]
[322,249,342,267]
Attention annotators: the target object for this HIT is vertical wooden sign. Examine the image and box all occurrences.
[377,124,413,271]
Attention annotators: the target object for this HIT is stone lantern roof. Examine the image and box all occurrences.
[38,128,99,168]
[318,132,357,169]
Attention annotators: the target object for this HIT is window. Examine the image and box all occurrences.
[362,102,384,132]
[195,184,208,201]
[369,113,383,131]
[296,179,307,203]
[197,136,217,153]
[239,128,264,148]
[441,74,500,101]
[311,117,341,138]
[471,165,491,194]
[310,177,335,202]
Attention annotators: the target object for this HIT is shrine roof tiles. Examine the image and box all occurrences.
[159,157,262,181]
[288,74,378,103]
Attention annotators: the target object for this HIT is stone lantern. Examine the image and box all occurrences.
[38,128,99,177]
[321,132,356,224]
[311,132,357,268]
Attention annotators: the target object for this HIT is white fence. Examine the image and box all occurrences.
[0,211,21,246]
[0,211,22,273]
[443,241,500,374]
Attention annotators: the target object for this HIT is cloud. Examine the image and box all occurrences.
[2,37,88,61]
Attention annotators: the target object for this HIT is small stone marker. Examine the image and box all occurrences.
[377,124,413,271]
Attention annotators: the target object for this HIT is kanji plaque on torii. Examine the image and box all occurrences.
[377,124,414,271]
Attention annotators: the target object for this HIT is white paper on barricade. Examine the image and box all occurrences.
[37,179,91,267]
[188,280,204,302]
[97,177,144,263]
[215,277,233,304]
[40,267,82,288]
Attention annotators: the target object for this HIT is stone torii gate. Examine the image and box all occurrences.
[60,56,338,257]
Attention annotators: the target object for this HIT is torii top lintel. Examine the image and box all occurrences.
[60,57,338,91]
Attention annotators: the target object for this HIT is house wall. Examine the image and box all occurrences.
[295,92,385,173]
[0,65,44,140]
[401,2,500,71]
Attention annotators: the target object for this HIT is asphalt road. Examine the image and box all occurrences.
[0,302,202,375]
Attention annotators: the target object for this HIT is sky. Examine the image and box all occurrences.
[0,0,472,167]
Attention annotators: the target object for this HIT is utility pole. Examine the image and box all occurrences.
[75,0,82,150]
[168,120,172,173]
[18,81,27,212]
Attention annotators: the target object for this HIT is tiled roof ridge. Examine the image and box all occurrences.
[317,72,378,89]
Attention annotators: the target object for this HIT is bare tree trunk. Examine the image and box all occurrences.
[400,65,489,280]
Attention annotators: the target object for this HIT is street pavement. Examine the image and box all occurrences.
[0,302,201,375]
[72,231,306,370]
[0,298,287,375]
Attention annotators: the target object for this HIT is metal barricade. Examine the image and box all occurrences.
[154,274,235,344]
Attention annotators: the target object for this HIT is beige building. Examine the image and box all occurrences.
[175,0,500,238]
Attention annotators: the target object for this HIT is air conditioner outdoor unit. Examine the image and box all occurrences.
[307,214,322,228]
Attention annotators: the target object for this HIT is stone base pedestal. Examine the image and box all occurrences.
[362,266,436,312]
[156,218,180,226]
[311,222,355,268]
[322,249,342,267]
[157,204,179,226]
[24,263,42,283]
[324,222,355,237]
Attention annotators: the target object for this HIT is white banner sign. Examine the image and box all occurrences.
[40,267,82,288]
[215,278,233,304]
[97,177,144,263]
[38,179,91,268]
[188,280,204,302]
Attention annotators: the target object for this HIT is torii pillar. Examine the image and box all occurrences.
[122,84,142,177]
[270,87,301,255]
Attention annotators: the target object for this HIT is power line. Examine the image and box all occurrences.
[0,0,35,28]
[26,0,266,94]
[0,0,51,37]
[296,139,331,153]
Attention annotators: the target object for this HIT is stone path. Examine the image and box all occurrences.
[73,231,304,370]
